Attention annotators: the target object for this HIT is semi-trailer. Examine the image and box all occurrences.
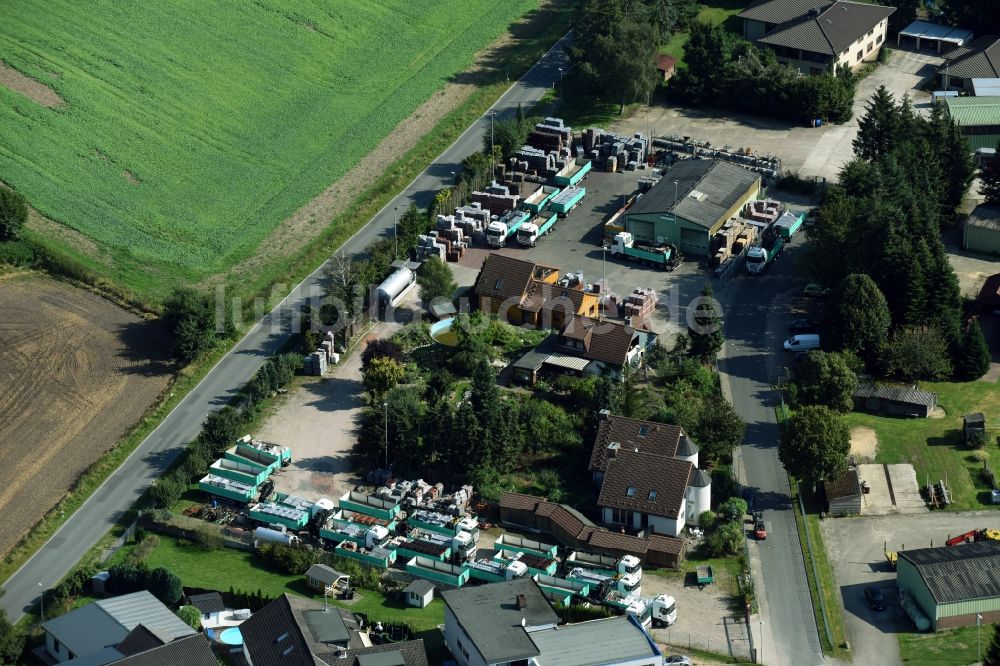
[608,232,672,270]
[548,186,586,216]
[553,158,592,187]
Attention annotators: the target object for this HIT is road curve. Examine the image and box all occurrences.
[1,33,572,622]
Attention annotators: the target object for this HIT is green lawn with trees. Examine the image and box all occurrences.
[660,0,746,65]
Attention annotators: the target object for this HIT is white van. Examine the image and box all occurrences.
[783,334,820,351]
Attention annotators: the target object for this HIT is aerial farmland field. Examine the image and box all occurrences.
[0,0,536,298]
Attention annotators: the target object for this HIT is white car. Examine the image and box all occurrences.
[665,656,692,666]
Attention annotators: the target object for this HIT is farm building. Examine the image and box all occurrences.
[897,542,1000,630]
[939,36,1000,89]
[853,382,937,418]
[623,159,761,256]
[405,579,435,608]
[944,96,1000,152]
[739,0,894,74]
[821,469,862,515]
[964,206,1000,255]
[498,492,685,568]
[971,79,1000,96]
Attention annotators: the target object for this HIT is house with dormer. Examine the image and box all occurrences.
[589,413,711,536]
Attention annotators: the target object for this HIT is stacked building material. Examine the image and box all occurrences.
[590,131,648,172]
[535,117,572,144]
[416,234,446,261]
[454,204,490,226]
[512,147,556,174]
[638,175,660,192]
[582,127,602,154]
[303,350,327,376]
[471,182,520,216]
[527,130,563,154]
[653,135,782,178]
[743,199,781,225]
[623,287,657,321]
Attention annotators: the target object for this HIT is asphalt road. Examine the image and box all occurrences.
[718,242,825,666]
[1,33,572,622]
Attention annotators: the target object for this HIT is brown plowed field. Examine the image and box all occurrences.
[0,276,171,556]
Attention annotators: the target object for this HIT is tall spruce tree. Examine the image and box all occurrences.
[955,319,993,381]
[688,282,725,363]
[853,86,899,162]
[825,274,890,368]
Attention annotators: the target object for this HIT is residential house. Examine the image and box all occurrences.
[512,319,654,384]
[404,579,435,609]
[441,578,560,666]
[442,579,662,666]
[101,631,217,666]
[239,593,428,666]
[939,36,1000,89]
[589,413,711,534]
[472,253,599,329]
[40,590,197,664]
[623,159,761,256]
[498,492,686,568]
[739,0,894,74]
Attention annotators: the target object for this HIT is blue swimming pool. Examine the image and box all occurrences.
[218,627,243,646]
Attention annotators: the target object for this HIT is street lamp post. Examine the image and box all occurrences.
[558,67,564,97]
[978,613,983,663]
[38,582,43,622]
[759,618,765,665]
[382,401,389,473]
[601,244,607,321]
[393,207,398,260]
[490,110,497,176]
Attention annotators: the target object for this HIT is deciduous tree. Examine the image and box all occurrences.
[362,356,404,402]
[361,338,403,371]
[779,406,850,489]
[0,188,27,241]
[789,351,859,413]
[417,257,457,304]
[162,287,219,363]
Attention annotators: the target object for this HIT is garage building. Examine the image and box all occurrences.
[623,159,761,257]
[898,541,1000,630]
[964,205,1000,256]
[944,96,1000,152]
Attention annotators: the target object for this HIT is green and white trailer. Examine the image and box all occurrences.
[553,158,592,187]
[548,186,586,216]
[515,212,558,247]
[493,533,558,559]
[199,473,257,504]
[464,558,528,584]
[249,500,309,531]
[406,556,470,587]
[775,211,804,240]
[336,542,397,569]
[209,457,268,487]
[408,509,479,543]
[339,491,401,522]
[493,549,558,577]
[394,537,452,563]
[235,435,291,467]
[534,574,590,600]
[521,185,560,214]
[607,232,672,270]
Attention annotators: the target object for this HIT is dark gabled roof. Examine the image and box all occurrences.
[404,579,435,597]
[441,579,559,664]
[757,1,894,56]
[597,451,692,518]
[187,592,225,615]
[473,253,546,302]
[824,469,861,501]
[586,529,650,554]
[979,273,1000,307]
[305,564,348,586]
[940,36,1000,79]
[739,0,835,24]
[501,492,545,512]
[115,624,168,657]
[899,542,1000,603]
[240,594,364,666]
[341,640,429,666]
[590,415,685,472]
[559,319,639,367]
[689,468,712,488]
[109,633,217,666]
[967,205,1000,233]
[647,533,686,555]
[853,382,937,408]
[628,160,761,230]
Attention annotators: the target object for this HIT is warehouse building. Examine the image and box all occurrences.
[944,96,1000,152]
[964,205,1000,256]
[623,159,761,256]
[898,542,1000,630]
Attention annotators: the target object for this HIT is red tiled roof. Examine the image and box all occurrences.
[597,451,692,518]
[656,54,678,72]
[590,415,684,472]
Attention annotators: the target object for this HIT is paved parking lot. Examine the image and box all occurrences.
[608,48,942,183]
[821,511,1000,666]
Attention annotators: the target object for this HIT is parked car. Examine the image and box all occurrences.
[783,334,821,352]
[803,283,831,298]
[864,586,887,611]
[665,656,692,665]
[789,318,819,334]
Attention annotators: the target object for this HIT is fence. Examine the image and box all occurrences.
[99,519,138,564]
[797,491,834,651]
[660,618,754,662]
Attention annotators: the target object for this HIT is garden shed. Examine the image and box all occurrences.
[852,382,937,418]
[404,579,435,609]
[822,469,862,516]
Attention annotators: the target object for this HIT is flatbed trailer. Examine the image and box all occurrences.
[549,186,585,216]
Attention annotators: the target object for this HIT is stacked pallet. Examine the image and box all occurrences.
[303,350,327,376]
[417,234,446,261]
[471,182,519,217]
[588,131,649,172]
[454,204,490,227]
[743,199,781,225]
[535,117,572,144]
[623,287,657,320]
[511,147,556,174]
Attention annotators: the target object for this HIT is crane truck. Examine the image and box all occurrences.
[608,232,673,270]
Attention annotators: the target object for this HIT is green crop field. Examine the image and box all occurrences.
[0,0,535,295]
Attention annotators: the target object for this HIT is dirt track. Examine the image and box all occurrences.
[0,276,171,556]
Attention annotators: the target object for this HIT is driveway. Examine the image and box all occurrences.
[821,511,1000,666]
[608,48,942,184]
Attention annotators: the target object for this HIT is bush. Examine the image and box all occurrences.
[705,520,745,556]
[534,469,565,503]
[176,605,202,630]
[776,172,818,195]
[970,431,991,450]
[195,526,223,551]
[717,497,748,522]
[129,535,161,563]
[698,510,717,531]
[257,542,321,575]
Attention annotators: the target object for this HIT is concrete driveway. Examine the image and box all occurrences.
[608,48,942,184]
[821,511,1000,666]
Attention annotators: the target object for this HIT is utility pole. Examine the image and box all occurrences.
[759,618,765,665]
[601,244,607,321]
[978,613,983,664]
[382,400,389,473]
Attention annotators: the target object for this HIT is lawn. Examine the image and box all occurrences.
[0,0,535,297]
[660,0,746,67]
[843,379,1000,511]
[898,625,985,666]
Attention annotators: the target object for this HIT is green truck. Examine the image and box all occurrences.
[775,211,804,239]
[515,212,558,247]
[608,231,673,270]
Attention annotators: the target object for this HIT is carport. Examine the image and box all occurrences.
[897,21,972,54]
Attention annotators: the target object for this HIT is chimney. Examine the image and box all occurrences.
[516,593,527,610]
[607,442,620,458]
[598,408,611,421]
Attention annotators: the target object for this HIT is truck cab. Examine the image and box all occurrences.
[516,222,538,247]
[486,221,508,247]
[647,593,677,627]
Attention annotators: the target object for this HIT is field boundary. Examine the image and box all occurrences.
[0,2,577,594]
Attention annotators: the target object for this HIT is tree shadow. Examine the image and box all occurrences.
[115,319,175,377]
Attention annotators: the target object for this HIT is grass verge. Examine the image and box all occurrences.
[898,625,983,665]
[790,479,850,660]
[843,378,1000,511]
